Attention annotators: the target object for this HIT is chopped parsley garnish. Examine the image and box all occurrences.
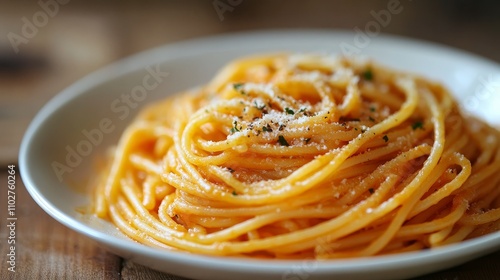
[370,106,376,112]
[285,107,295,115]
[382,135,389,142]
[233,83,244,90]
[412,121,424,130]
[362,69,373,81]
[254,101,266,110]
[262,124,273,132]
[230,120,240,133]
[298,107,313,116]
[232,190,238,196]
[233,83,246,94]
[278,135,289,146]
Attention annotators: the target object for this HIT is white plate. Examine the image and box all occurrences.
[20,30,500,280]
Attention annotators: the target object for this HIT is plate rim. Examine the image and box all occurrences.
[19,29,500,279]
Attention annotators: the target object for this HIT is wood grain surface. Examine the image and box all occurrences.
[1,1,500,279]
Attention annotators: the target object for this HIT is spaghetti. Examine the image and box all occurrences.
[94,53,500,258]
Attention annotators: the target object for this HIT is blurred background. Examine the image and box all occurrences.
[1,0,500,164]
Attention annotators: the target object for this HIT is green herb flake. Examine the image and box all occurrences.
[231,120,240,133]
[370,106,376,112]
[382,135,389,142]
[254,101,265,110]
[262,124,273,132]
[233,83,246,95]
[233,83,244,90]
[412,121,424,130]
[285,107,295,115]
[232,190,238,196]
[362,69,373,81]
[278,135,289,146]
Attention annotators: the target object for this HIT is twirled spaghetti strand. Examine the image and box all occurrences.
[94,54,500,258]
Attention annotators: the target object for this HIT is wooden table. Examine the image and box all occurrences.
[1,1,500,279]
